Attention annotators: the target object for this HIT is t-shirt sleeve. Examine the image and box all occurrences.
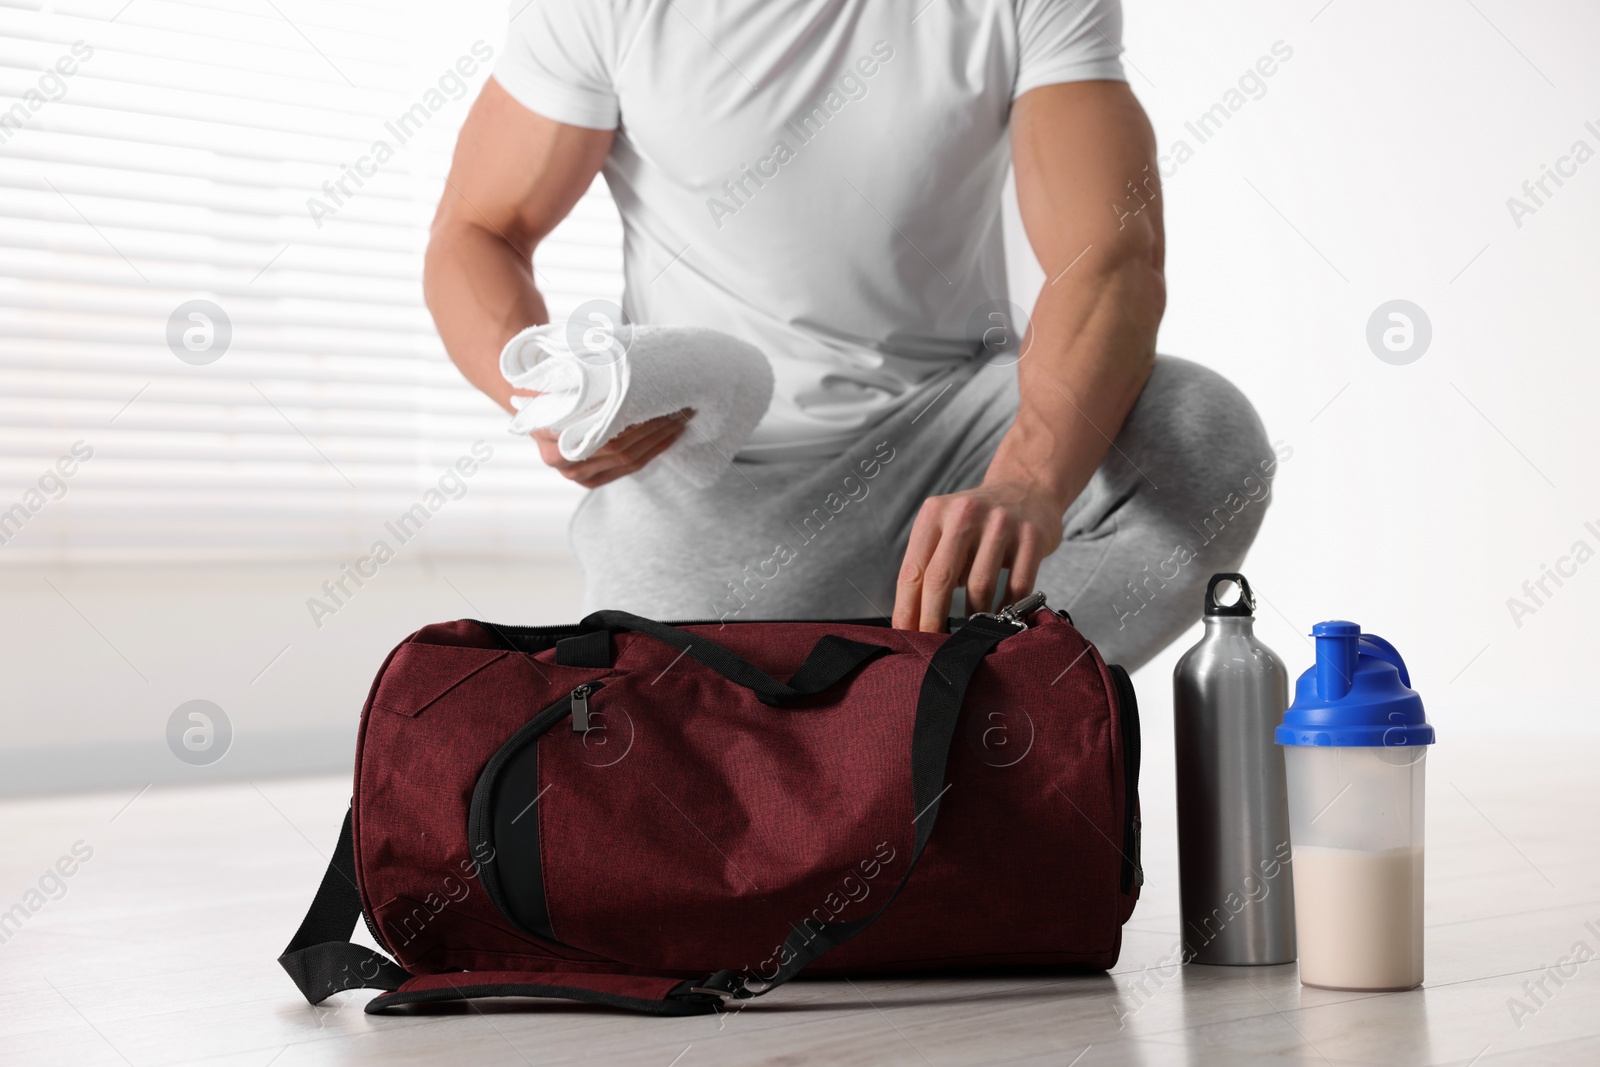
[493,0,619,130]
[1013,0,1127,99]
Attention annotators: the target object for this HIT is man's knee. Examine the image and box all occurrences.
[1053,359,1282,669]
[1132,357,1271,460]
[1124,356,1280,540]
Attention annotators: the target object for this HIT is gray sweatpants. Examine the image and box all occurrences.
[570,356,1277,671]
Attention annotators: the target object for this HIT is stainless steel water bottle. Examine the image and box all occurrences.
[1172,573,1296,965]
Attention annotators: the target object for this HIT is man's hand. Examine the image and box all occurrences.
[533,408,694,489]
[892,479,1066,631]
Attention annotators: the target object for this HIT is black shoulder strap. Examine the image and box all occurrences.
[710,614,1016,1000]
[281,615,1018,1013]
[277,808,409,1004]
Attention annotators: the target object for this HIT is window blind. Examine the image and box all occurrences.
[0,0,618,565]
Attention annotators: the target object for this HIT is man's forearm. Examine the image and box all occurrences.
[987,78,1165,518]
[985,244,1163,511]
[425,83,681,488]
[424,80,614,416]
[424,219,546,415]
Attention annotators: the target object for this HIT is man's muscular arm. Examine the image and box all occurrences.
[892,79,1165,630]
[425,78,689,489]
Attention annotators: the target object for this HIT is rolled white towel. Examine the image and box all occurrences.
[500,320,774,488]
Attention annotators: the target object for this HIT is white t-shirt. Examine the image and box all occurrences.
[496,0,1125,460]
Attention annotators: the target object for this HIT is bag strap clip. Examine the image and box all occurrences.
[970,590,1047,631]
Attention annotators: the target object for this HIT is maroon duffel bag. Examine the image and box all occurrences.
[279,593,1142,1015]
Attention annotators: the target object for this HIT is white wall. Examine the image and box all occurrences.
[3,0,1596,795]
[0,0,591,794]
[0,559,585,795]
[1008,0,1600,738]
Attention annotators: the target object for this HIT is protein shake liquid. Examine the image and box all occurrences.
[1277,621,1435,991]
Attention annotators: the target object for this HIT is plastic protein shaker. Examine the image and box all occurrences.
[1277,621,1435,991]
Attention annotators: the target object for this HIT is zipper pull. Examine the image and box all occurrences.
[570,684,592,733]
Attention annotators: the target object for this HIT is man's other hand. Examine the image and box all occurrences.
[534,408,694,489]
[891,479,1065,631]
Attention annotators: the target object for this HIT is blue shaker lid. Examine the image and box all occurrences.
[1275,621,1435,747]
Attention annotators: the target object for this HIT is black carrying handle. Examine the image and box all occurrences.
[576,609,890,707]
[280,614,1017,1014]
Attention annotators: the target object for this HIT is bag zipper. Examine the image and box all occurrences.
[1108,663,1143,893]
[359,883,391,956]
[471,595,1045,653]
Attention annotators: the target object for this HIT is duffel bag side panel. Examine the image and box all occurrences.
[354,632,618,975]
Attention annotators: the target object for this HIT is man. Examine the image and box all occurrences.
[425,0,1275,670]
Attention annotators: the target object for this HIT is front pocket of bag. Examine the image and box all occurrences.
[468,681,608,944]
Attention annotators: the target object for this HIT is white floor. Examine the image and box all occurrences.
[2,737,1596,1066]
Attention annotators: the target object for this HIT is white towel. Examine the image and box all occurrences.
[500,320,774,488]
